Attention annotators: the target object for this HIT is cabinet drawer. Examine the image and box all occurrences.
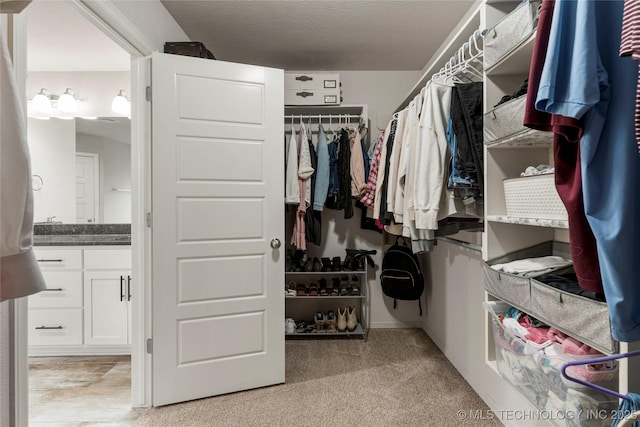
[285,89,340,106]
[29,309,82,346]
[84,248,131,270]
[33,248,82,270]
[29,271,82,308]
[284,73,339,90]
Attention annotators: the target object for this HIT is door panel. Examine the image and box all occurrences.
[151,53,284,406]
[177,137,264,181]
[178,255,265,302]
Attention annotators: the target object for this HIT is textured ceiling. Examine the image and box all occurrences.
[160,0,476,71]
[25,0,476,73]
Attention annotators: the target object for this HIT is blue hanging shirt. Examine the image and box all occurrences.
[536,0,640,342]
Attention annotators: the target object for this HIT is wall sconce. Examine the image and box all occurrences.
[111,90,130,115]
[28,87,81,120]
[57,88,77,113]
[30,88,52,119]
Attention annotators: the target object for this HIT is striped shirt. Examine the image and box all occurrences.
[360,131,384,207]
[620,0,640,153]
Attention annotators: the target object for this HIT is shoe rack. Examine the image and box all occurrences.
[284,267,369,341]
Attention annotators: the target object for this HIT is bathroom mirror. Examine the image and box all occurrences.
[28,117,131,224]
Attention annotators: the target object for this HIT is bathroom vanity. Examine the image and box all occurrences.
[29,224,132,356]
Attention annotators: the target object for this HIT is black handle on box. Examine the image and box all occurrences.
[297,91,313,98]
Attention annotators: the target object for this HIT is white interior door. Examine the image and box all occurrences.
[151,52,284,406]
[76,152,99,223]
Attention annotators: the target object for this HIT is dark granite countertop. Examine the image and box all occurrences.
[33,224,131,246]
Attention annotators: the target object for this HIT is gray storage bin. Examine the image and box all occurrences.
[530,282,616,354]
[484,94,551,145]
[484,0,541,70]
[483,241,572,314]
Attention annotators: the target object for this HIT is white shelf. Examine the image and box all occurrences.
[286,295,365,300]
[485,128,553,149]
[286,270,366,275]
[285,323,365,337]
[487,214,569,229]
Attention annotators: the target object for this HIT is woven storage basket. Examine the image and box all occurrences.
[503,173,567,221]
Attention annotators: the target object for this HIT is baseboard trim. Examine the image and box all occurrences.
[370,320,423,329]
[28,345,131,357]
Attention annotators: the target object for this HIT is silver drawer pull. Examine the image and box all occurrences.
[296,91,313,98]
[295,75,313,82]
[35,326,63,330]
[37,259,63,263]
[41,288,64,292]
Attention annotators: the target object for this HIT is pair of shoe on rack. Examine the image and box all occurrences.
[314,311,336,332]
[314,308,357,333]
[336,306,358,332]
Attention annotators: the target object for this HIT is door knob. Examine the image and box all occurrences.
[270,238,281,249]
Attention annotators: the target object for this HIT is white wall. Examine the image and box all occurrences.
[286,70,425,327]
[424,241,543,427]
[109,0,189,51]
[27,118,76,223]
[77,133,131,223]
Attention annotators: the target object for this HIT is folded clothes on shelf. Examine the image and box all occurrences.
[490,255,572,277]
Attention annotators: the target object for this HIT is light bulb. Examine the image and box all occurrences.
[111,90,130,115]
[57,88,77,113]
[30,88,52,116]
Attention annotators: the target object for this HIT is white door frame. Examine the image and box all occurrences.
[75,152,100,224]
[13,2,157,424]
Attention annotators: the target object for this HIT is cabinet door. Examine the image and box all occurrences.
[84,270,130,345]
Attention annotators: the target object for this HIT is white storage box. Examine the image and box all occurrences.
[503,173,567,221]
[484,0,541,70]
[284,72,341,105]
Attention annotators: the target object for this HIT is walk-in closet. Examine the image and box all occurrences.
[3,1,640,426]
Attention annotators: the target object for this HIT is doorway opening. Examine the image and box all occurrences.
[24,1,136,424]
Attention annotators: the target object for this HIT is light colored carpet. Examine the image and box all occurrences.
[134,329,501,427]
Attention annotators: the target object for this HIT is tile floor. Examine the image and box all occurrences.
[28,356,142,426]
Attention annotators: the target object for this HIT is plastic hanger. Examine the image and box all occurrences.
[561,349,640,401]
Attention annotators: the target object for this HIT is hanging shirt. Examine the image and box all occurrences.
[536,0,640,342]
[524,0,603,293]
[620,0,640,153]
[285,127,300,204]
[373,118,394,220]
[1,25,46,301]
[313,124,330,211]
[360,131,384,207]
[349,128,367,198]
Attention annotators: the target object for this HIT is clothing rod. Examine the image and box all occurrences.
[436,236,482,252]
[284,114,362,121]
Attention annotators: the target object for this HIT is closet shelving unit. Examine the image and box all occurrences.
[283,103,370,340]
[482,0,640,423]
[284,269,368,339]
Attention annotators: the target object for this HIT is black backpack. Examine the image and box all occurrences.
[380,238,425,315]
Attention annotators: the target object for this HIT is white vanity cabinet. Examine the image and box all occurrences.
[29,245,132,355]
[29,248,84,347]
[84,248,132,346]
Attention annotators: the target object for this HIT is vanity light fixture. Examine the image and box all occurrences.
[111,90,130,115]
[57,88,77,113]
[30,88,52,119]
